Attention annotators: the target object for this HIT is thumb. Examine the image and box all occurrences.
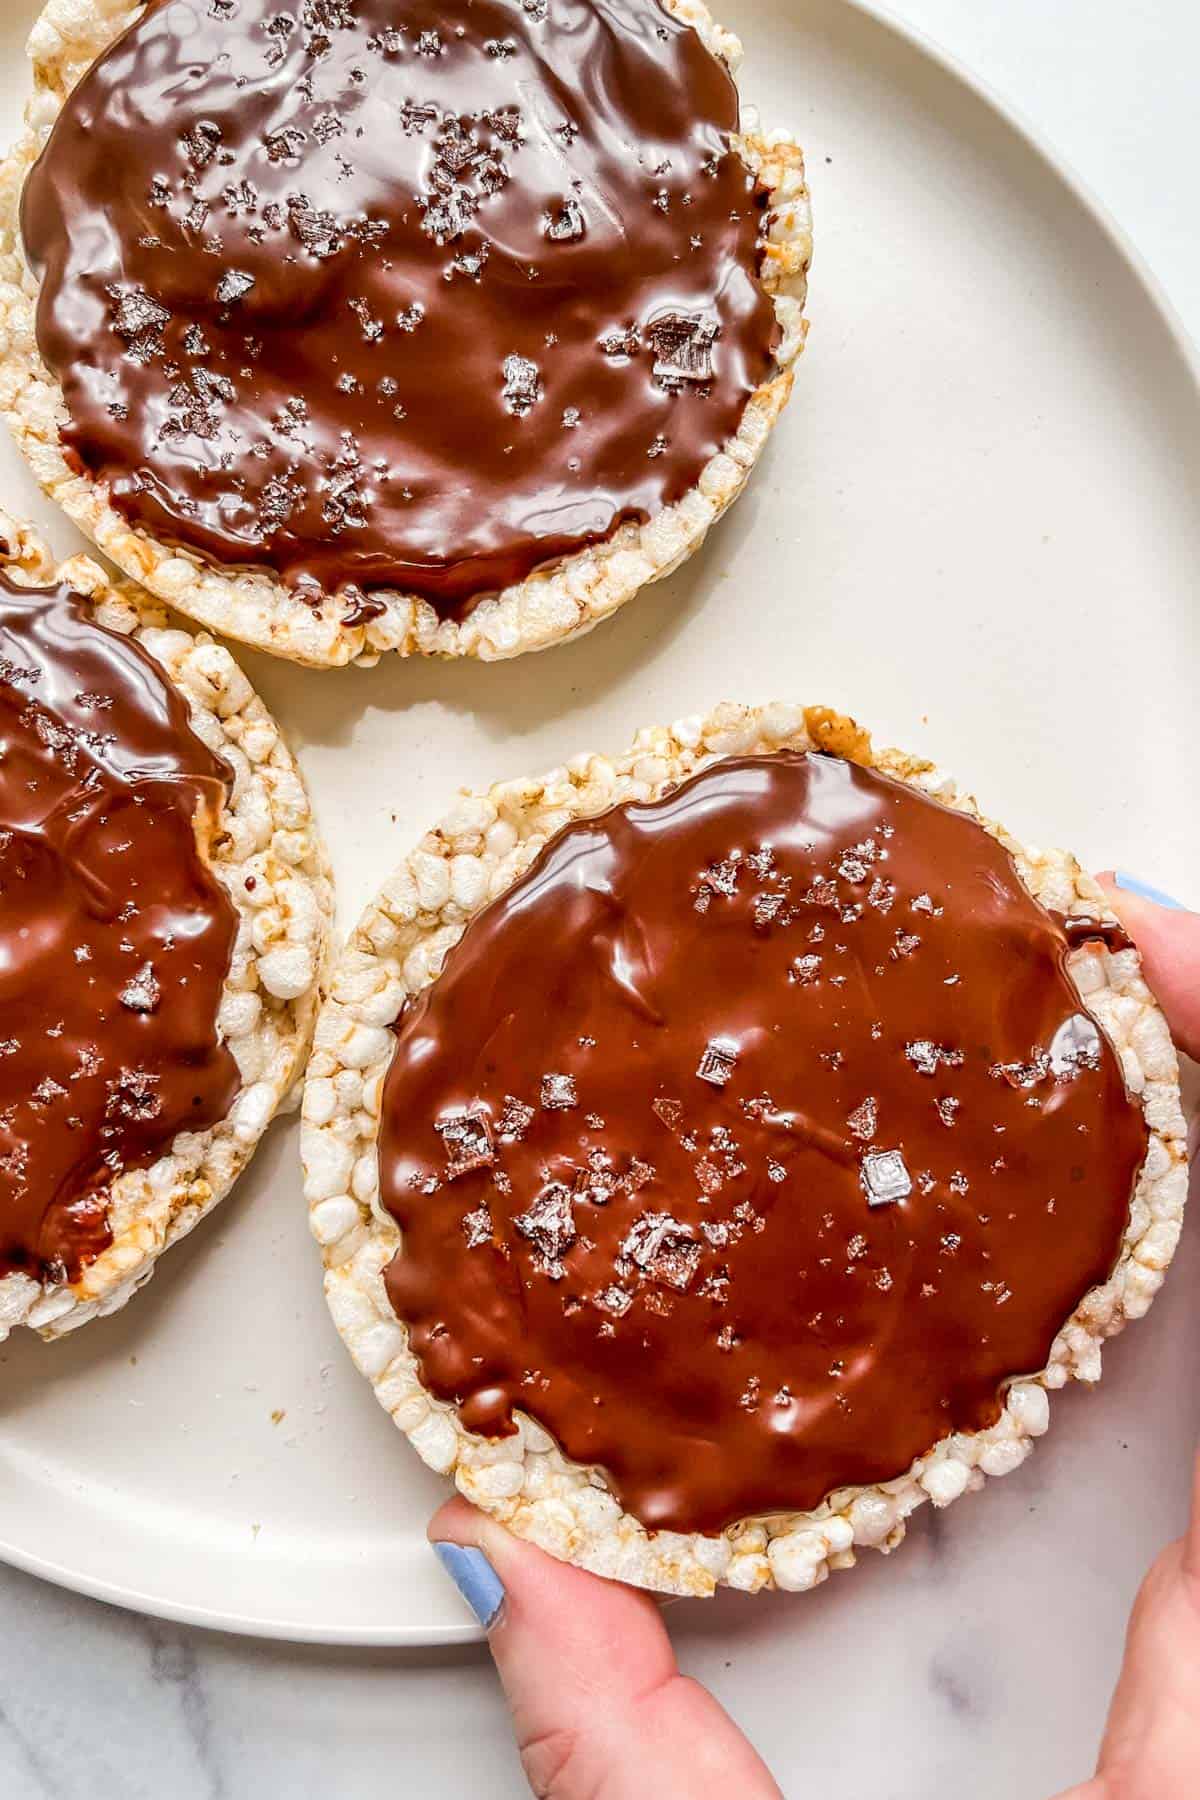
[429,1496,781,1800]
[1095,874,1200,1061]
[1079,1452,1200,1797]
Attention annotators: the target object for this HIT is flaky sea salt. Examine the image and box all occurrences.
[846,1098,878,1142]
[514,1182,576,1263]
[435,1108,494,1177]
[861,1149,912,1207]
[905,1039,964,1077]
[696,1040,737,1087]
[119,962,161,1013]
[541,1072,577,1111]
[621,1211,701,1291]
[461,1205,493,1248]
[497,1095,535,1139]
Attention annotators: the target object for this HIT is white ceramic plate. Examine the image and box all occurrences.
[0,0,1196,1645]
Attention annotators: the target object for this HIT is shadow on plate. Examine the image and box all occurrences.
[237,452,778,757]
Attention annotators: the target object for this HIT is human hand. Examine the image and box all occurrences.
[1057,876,1198,1800]
[430,1496,781,1798]
[431,876,1195,1800]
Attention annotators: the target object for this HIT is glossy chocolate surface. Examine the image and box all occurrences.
[1058,912,1134,955]
[0,569,240,1285]
[380,753,1147,1534]
[23,0,778,616]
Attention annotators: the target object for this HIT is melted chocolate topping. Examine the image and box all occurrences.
[23,0,778,616]
[380,754,1148,1534]
[1058,913,1134,955]
[0,569,240,1285]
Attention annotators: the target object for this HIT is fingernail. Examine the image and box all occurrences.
[1113,873,1184,911]
[433,1543,506,1630]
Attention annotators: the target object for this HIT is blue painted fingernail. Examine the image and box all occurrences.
[433,1543,506,1630]
[1114,873,1184,911]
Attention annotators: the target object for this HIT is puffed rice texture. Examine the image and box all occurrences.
[0,511,334,1342]
[0,0,812,668]
[301,701,1188,1596]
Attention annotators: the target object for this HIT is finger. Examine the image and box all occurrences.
[1095,874,1200,1060]
[430,1497,781,1799]
[1183,1450,1200,1585]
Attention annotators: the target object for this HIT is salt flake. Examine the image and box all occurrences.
[435,1108,495,1178]
[497,1095,535,1139]
[696,1040,737,1087]
[846,1097,878,1142]
[861,1149,912,1207]
[461,1205,493,1248]
[541,1073,577,1111]
[621,1211,701,1292]
[593,1284,632,1318]
[514,1182,576,1264]
[119,962,161,1014]
[906,1039,964,1077]
[501,354,542,416]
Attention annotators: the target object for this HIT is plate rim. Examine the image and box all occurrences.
[1,0,1197,1646]
[845,0,1199,386]
[0,1527,486,1646]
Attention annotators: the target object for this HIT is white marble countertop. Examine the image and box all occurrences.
[2,2,1197,1796]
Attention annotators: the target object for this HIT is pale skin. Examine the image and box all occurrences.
[431,881,1199,1800]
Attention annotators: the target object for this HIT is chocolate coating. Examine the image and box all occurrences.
[23,0,779,616]
[380,754,1148,1535]
[1058,912,1133,955]
[0,569,240,1285]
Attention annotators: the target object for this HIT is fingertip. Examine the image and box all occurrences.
[426,1492,483,1548]
[1096,870,1192,923]
[428,1495,670,1657]
[426,1494,562,1596]
[432,1540,506,1631]
[428,1493,661,1630]
[1106,871,1186,912]
[1094,872,1200,1059]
